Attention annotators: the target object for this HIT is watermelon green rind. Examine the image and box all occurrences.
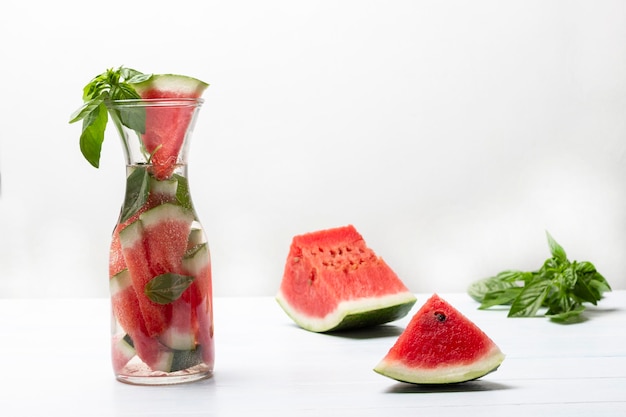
[110,268,133,295]
[373,346,505,384]
[373,294,505,385]
[182,243,210,274]
[276,291,417,333]
[170,347,204,372]
[132,74,209,98]
[111,333,136,372]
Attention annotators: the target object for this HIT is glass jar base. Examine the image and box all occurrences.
[116,369,213,386]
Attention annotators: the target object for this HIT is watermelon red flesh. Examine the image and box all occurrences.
[141,106,196,180]
[111,333,135,373]
[181,243,212,307]
[134,75,208,180]
[185,256,214,365]
[160,243,213,355]
[118,204,194,337]
[374,294,505,384]
[195,296,215,365]
[384,294,499,367]
[110,270,173,372]
[279,225,412,318]
[109,175,179,277]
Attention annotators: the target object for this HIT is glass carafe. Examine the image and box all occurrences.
[107,98,213,385]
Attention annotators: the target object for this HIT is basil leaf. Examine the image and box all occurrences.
[70,66,147,168]
[479,287,522,309]
[119,105,146,134]
[573,272,600,305]
[546,231,567,263]
[127,72,153,84]
[79,102,108,168]
[69,97,102,123]
[144,273,195,305]
[468,275,516,302]
[508,278,550,317]
[173,173,193,210]
[546,305,586,323]
[468,231,611,324]
[120,168,150,223]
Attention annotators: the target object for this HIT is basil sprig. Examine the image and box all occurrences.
[469,232,611,323]
[69,66,152,168]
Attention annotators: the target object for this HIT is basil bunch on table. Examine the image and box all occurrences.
[469,232,611,323]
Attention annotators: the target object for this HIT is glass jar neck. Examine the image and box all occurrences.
[107,98,202,180]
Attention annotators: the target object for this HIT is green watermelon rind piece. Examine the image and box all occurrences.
[159,326,197,351]
[110,268,133,296]
[373,347,505,385]
[139,202,195,229]
[276,291,417,333]
[187,228,205,249]
[170,347,204,372]
[111,333,137,372]
[150,176,179,197]
[132,74,209,97]
[182,243,210,275]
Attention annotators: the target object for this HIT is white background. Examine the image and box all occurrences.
[0,0,625,298]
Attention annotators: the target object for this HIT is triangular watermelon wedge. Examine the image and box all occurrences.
[132,74,209,179]
[374,294,505,384]
[276,225,417,332]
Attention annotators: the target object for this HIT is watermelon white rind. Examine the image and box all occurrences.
[110,267,133,295]
[159,323,197,351]
[276,291,417,333]
[132,74,209,98]
[374,348,504,385]
[373,294,505,385]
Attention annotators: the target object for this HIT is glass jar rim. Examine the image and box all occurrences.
[105,97,203,108]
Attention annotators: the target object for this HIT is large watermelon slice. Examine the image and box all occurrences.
[276,225,417,332]
[374,294,505,384]
[132,74,209,180]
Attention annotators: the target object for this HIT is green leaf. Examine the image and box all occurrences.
[71,66,146,168]
[69,98,102,124]
[120,168,150,223]
[508,278,550,317]
[173,173,193,210]
[79,102,108,168]
[468,273,521,302]
[479,287,522,309]
[121,67,150,83]
[144,273,195,305]
[572,272,600,305]
[118,105,146,134]
[546,231,567,263]
[468,232,611,324]
[127,72,152,84]
[546,305,586,323]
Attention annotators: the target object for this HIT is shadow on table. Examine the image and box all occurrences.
[324,324,405,340]
[385,379,511,394]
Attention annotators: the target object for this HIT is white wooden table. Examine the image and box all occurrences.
[1,292,624,416]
